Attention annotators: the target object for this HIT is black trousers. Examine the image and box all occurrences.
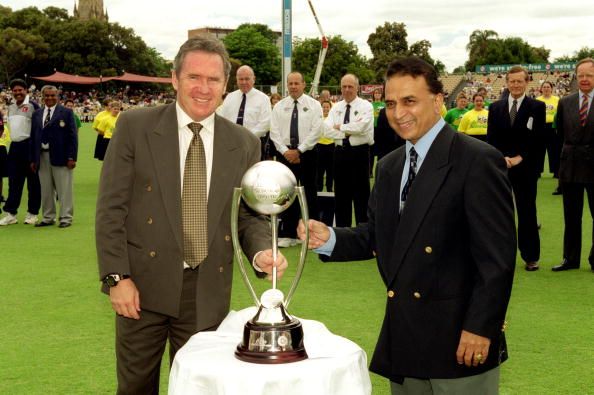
[315,143,334,192]
[115,269,202,395]
[562,182,594,267]
[260,133,277,161]
[333,144,370,227]
[276,149,319,238]
[3,139,41,215]
[509,168,540,263]
[539,124,561,176]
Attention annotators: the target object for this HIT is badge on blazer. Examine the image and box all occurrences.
[59,120,65,127]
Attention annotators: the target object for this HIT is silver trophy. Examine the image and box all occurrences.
[231,160,309,364]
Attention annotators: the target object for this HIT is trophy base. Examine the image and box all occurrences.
[235,318,308,364]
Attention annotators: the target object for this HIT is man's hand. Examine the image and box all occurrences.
[504,155,523,168]
[297,219,330,249]
[66,160,76,169]
[456,329,491,367]
[284,149,300,164]
[255,250,288,281]
[109,278,141,320]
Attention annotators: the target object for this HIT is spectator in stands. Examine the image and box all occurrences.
[269,93,282,108]
[444,92,469,131]
[468,87,492,110]
[459,93,489,141]
[218,65,271,160]
[64,99,82,131]
[536,81,561,194]
[487,66,546,272]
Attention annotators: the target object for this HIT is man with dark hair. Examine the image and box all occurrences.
[0,79,41,226]
[299,57,516,394]
[488,65,546,271]
[552,57,594,272]
[96,35,287,394]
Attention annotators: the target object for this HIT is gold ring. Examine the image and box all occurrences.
[475,353,483,362]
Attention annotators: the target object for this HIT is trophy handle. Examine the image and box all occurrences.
[231,187,260,307]
[284,186,309,309]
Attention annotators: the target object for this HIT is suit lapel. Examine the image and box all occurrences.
[147,104,183,252]
[207,115,242,248]
[386,126,454,284]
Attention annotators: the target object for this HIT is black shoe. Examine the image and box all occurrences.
[525,262,540,271]
[35,221,54,227]
[552,260,579,271]
[58,222,72,228]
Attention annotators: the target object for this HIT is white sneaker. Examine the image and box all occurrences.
[0,213,18,226]
[24,212,39,225]
[277,238,297,248]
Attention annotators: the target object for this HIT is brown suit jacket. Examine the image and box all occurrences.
[96,103,270,331]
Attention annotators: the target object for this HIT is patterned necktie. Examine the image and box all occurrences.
[183,122,208,269]
[509,99,518,126]
[44,109,52,127]
[236,93,246,125]
[580,94,589,127]
[343,103,351,146]
[400,147,418,213]
[290,100,299,149]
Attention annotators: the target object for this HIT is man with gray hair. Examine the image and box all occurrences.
[30,85,78,228]
[218,65,272,159]
[95,35,286,394]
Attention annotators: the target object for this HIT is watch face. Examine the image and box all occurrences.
[105,275,117,287]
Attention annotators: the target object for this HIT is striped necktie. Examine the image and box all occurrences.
[580,94,589,127]
[183,122,208,269]
[509,99,518,126]
[400,147,418,213]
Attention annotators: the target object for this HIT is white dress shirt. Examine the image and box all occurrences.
[270,94,323,154]
[218,88,271,138]
[176,103,214,197]
[323,97,374,146]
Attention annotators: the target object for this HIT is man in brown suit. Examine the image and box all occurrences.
[96,35,286,395]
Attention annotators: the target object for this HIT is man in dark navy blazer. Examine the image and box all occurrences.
[299,57,516,394]
[30,85,78,228]
[552,58,594,272]
[488,65,546,272]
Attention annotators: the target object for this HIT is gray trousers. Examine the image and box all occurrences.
[39,152,74,224]
[390,367,500,395]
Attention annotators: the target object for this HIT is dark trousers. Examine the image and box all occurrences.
[539,124,561,176]
[333,144,370,227]
[276,149,319,238]
[562,182,594,267]
[260,133,277,161]
[315,143,334,192]
[115,269,201,395]
[3,140,41,215]
[509,169,540,263]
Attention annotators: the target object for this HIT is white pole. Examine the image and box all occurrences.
[282,0,292,96]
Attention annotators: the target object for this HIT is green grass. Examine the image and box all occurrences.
[1,123,593,394]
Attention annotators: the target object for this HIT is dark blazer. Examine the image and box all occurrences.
[96,103,271,331]
[557,92,594,183]
[487,96,546,177]
[30,105,78,166]
[324,126,516,380]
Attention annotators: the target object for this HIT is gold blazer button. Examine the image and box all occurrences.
[146,185,152,192]
[224,235,231,241]
[219,266,224,273]
[147,217,153,225]
[424,246,433,254]
[149,251,156,258]
[413,292,421,299]
[387,290,395,298]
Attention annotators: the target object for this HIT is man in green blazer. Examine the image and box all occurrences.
[96,35,285,395]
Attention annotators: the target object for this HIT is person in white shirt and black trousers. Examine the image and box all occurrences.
[270,71,322,247]
[324,74,374,227]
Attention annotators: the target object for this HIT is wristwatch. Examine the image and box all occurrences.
[102,273,130,287]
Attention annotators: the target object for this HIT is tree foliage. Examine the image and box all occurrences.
[293,35,374,87]
[367,22,444,81]
[555,47,594,63]
[0,5,170,84]
[465,30,550,70]
[223,24,281,86]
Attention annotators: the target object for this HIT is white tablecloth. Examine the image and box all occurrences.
[169,307,372,395]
